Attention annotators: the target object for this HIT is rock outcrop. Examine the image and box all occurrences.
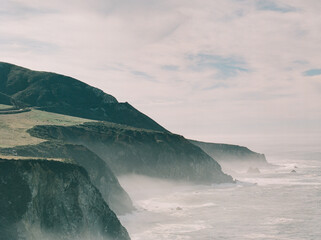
[0,159,130,240]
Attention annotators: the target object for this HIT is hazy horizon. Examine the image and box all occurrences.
[1,0,320,148]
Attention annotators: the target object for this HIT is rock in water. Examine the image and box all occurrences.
[0,159,130,240]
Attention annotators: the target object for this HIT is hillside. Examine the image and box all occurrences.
[0,105,93,148]
[0,62,167,132]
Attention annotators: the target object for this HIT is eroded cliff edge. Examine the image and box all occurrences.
[0,159,130,240]
[0,141,134,215]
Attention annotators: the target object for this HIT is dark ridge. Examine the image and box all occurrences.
[0,62,167,132]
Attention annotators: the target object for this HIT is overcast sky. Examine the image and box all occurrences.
[1,0,321,149]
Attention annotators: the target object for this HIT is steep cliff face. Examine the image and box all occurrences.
[28,122,233,184]
[189,140,268,168]
[0,141,134,215]
[0,62,167,132]
[0,159,130,240]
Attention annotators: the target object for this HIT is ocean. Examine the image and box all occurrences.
[119,139,321,240]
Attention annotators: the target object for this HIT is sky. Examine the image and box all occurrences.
[1,0,321,150]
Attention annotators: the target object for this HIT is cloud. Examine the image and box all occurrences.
[256,0,296,13]
[131,70,156,82]
[0,36,58,54]
[0,1,55,19]
[188,54,249,79]
[1,0,321,145]
[203,82,228,90]
[303,69,321,77]
[162,65,179,71]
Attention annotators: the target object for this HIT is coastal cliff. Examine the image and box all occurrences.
[0,141,134,215]
[0,159,130,240]
[189,140,268,168]
[27,122,233,184]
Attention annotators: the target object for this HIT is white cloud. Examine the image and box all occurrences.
[1,0,321,147]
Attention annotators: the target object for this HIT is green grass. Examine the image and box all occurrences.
[0,108,94,148]
[0,104,13,110]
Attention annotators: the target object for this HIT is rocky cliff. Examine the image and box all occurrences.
[0,159,130,240]
[0,141,134,215]
[189,140,268,168]
[27,122,233,184]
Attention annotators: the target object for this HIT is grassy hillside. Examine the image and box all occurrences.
[0,62,167,132]
[0,104,92,148]
[0,104,12,110]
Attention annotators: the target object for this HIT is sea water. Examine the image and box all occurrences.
[119,140,321,240]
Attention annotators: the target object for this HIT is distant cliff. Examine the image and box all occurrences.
[0,62,167,132]
[0,141,134,215]
[0,159,130,240]
[189,140,268,168]
[28,122,233,184]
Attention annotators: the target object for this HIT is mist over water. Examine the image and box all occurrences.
[118,139,321,240]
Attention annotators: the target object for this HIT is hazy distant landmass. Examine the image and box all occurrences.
[189,140,268,168]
